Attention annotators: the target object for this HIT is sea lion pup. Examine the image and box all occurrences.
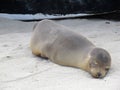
[30,20,111,78]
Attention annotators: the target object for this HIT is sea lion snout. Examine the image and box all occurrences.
[95,71,107,78]
[96,72,102,78]
[89,67,107,78]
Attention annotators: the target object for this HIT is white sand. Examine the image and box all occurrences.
[0,18,120,90]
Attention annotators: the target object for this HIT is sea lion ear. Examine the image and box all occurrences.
[94,61,98,65]
[89,60,98,67]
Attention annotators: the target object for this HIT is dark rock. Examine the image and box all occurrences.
[105,22,110,24]
[0,0,120,14]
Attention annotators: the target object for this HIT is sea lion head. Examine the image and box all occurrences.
[88,48,111,78]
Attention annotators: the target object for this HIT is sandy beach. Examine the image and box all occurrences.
[0,17,120,90]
